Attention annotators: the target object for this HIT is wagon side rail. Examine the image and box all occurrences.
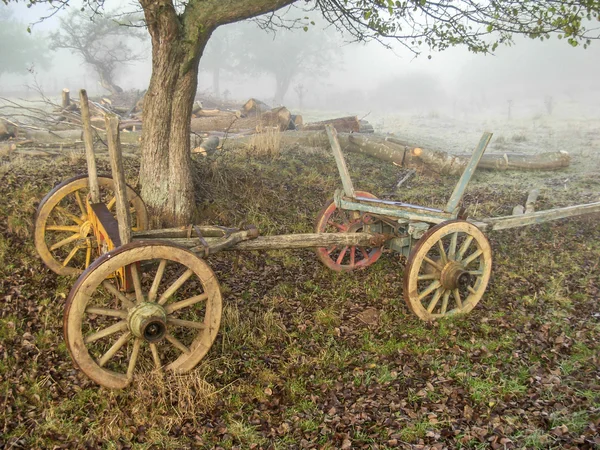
[472,201,600,232]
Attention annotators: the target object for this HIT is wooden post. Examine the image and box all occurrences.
[525,188,540,214]
[326,124,355,198]
[62,88,70,109]
[79,89,100,203]
[105,113,132,245]
[445,132,492,213]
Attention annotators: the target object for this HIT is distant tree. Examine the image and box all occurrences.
[198,27,241,99]
[49,9,145,95]
[0,8,49,77]
[238,22,340,105]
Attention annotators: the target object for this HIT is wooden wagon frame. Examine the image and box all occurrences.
[33,90,600,388]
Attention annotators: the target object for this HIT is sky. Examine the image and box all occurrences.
[2,1,600,118]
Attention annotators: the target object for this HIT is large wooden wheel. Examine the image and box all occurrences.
[64,241,222,389]
[404,220,492,320]
[315,191,384,272]
[34,175,149,276]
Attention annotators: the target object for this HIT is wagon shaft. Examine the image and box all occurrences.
[133,232,387,252]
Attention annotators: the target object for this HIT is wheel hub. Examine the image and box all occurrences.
[128,302,167,342]
[440,261,471,290]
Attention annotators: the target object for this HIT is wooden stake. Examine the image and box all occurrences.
[105,113,131,245]
[79,89,100,203]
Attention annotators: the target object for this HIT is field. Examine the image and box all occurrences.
[1,111,599,449]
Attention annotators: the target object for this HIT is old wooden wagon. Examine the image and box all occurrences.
[33,90,600,388]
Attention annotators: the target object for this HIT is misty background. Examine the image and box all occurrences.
[2,1,600,121]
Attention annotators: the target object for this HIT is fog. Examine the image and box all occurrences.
[2,1,600,120]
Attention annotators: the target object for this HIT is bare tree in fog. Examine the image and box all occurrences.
[49,9,145,95]
[12,0,600,225]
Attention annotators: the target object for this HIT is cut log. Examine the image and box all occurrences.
[359,119,374,133]
[192,135,220,156]
[242,98,271,116]
[303,116,360,133]
[259,106,293,131]
[292,114,303,130]
[61,88,70,109]
[0,120,17,140]
[221,131,571,173]
[0,142,17,156]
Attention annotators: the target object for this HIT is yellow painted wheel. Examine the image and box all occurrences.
[404,220,492,320]
[64,241,222,389]
[34,175,149,276]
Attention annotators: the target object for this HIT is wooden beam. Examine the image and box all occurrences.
[79,89,100,203]
[105,113,132,245]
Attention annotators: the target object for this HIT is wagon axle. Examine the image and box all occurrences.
[128,302,167,343]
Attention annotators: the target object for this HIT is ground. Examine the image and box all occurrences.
[0,111,599,449]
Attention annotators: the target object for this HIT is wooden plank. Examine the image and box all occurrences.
[326,124,355,198]
[133,232,384,251]
[445,132,492,213]
[105,114,131,245]
[476,201,600,231]
[79,89,100,203]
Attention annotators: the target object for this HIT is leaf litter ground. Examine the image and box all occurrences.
[0,141,599,449]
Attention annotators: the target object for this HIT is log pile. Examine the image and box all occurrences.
[0,90,575,173]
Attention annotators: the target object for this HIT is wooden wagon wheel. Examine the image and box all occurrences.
[404,220,492,320]
[34,175,149,276]
[315,191,384,272]
[64,241,222,389]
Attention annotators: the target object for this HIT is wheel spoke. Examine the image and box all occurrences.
[423,256,444,272]
[462,249,483,268]
[437,240,448,264]
[328,220,346,231]
[46,225,80,232]
[448,232,458,260]
[426,288,444,313]
[84,320,128,344]
[418,273,438,281]
[85,243,92,267]
[456,235,474,261]
[417,280,441,301]
[74,190,87,217]
[150,343,162,370]
[453,288,463,309]
[98,332,131,367]
[167,317,206,330]
[359,247,369,259]
[86,307,128,318]
[326,246,336,255]
[336,246,348,265]
[102,280,135,309]
[50,233,82,251]
[350,246,356,266]
[127,338,142,379]
[468,270,483,276]
[62,246,80,266]
[440,290,451,315]
[55,206,84,225]
[158,269,194,306]
[106,196,116,211]
[165,293,208,314]
[148,259,167,303]
[129,264,144,304]
[467,286,477,295]
[165,332,190,354]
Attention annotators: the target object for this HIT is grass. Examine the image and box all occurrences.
[1,136,599,448]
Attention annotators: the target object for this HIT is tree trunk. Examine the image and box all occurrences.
[139,4,211,227]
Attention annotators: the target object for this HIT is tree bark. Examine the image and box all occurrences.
[136,0,296,226]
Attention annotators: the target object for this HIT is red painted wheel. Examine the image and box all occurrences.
[315,191,384,272]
